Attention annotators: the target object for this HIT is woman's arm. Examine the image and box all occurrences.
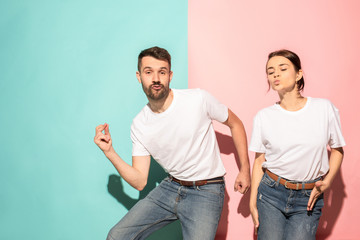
[249,152,266,234]
[307,147,344,210]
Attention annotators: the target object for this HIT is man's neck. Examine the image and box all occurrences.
[148,89,174,113]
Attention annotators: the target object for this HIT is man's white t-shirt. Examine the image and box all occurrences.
[249,97,345,181]
[131,89,228,181]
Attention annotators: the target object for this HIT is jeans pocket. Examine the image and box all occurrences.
[261,173,277,188]
[303,189,313,197]
[197,183,225,197]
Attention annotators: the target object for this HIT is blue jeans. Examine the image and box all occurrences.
[107,177,225,240]
[257,172,324,240]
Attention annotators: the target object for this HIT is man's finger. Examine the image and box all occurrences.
[99,135,111,143]
[95,124,106,134]
[104,123,110,135]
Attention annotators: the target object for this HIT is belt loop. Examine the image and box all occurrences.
[193,181,196,189]
[302,182,305,190]
[276,176,281,186]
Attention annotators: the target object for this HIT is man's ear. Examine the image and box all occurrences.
[136,71,141,83]
[169,71,173,83]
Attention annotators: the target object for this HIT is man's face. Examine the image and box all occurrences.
[136,56,173,101]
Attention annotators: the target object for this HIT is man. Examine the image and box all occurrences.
[94,46,250,240]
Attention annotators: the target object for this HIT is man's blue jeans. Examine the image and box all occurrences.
[107,177,225,240]
[257,172,324,240]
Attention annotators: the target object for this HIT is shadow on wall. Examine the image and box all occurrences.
[107,159,182,240]
[316,169,346,240]
[215,131,251,240]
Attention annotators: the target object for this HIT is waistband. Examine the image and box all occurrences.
[265,169,317,190]
[169,175,224,186]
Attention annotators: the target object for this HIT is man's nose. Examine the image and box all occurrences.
[153,72,160,81]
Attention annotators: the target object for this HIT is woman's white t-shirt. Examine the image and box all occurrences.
[249,97,345,181]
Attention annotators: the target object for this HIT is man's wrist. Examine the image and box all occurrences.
[104,147,115,157]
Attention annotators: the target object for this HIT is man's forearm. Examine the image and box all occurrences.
[104,148,149,191]
[230,119,250,172]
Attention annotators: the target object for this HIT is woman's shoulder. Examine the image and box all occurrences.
[308,97,334,108]
[254,104,279,119]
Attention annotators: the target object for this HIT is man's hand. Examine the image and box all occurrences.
[234,170,250,194]
[307,180,329,211]
[94,123,113,153]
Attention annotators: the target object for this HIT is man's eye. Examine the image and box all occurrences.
[281,68,287,71]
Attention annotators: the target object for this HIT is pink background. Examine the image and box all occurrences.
[189,0,360,239]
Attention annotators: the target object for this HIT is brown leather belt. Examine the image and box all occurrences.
[170,176,224,186]
[266,169,315,190]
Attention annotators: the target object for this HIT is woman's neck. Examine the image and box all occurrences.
[278,91,306,111]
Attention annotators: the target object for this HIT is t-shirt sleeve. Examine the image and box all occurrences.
[130,123,150,156]
[201,90,228,122]
[249,112,266,153]
[328,102,346,148]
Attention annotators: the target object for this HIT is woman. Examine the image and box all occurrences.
[249,49,345,240]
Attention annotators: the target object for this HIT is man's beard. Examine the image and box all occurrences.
[142,82,170,101]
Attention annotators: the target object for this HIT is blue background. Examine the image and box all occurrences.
[0,1,187,239]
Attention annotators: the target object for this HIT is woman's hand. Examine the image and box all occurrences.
[250,202,259,234]
[307,180,330,211]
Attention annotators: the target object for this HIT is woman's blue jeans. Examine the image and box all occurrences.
[107,177,225,240]
[257,172,324,240]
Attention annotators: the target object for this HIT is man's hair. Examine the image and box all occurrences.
[137,46,171,71]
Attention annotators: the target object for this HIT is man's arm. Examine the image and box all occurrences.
[222,109,251,194]
[94,123,151,191]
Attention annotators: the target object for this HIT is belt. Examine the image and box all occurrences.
[266,169,315,190]
[169,176,224,186]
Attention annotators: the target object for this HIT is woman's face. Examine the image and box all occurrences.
[266,56,302,93]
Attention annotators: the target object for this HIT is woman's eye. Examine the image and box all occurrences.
[268,72,274,75]
[281,68,287,71]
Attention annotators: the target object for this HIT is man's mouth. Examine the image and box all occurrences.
[151,84,163,90]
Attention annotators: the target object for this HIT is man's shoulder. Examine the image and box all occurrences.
[174,88,213,101]
[131,104,150,127]
[173,88,203,95]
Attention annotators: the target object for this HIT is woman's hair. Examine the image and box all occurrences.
[267,49,305,91]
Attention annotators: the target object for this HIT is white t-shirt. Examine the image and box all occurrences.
[249,97,345,181]
[131,88,228,181]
